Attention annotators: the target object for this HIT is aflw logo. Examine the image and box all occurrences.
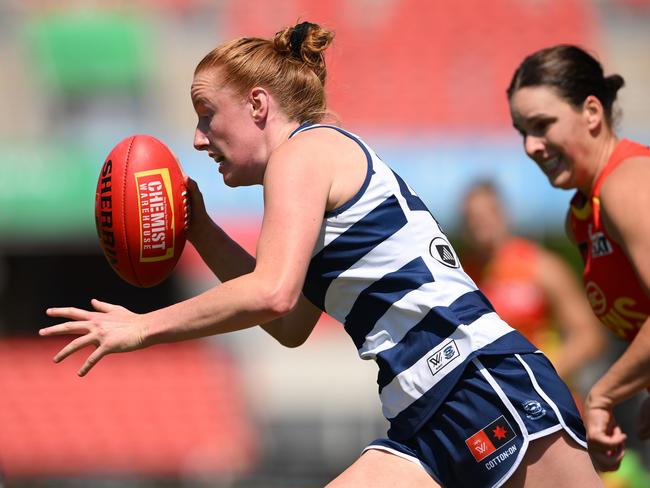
[588,224,613,258]
[427,340,460,376]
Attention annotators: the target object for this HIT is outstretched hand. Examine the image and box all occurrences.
[584,402,627,472]
[39,299,149,377]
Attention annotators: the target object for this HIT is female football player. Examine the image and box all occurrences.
[41,24,602,487]
[508,44,650,472]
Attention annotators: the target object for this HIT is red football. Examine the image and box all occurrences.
[95,135,188,287]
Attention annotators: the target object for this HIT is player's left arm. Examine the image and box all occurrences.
[586,155,650,417]
[583,156,650,470]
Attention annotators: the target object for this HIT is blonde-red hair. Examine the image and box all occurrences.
[195,22,334,124]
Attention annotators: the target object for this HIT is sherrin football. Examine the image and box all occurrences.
[95,135,188,287]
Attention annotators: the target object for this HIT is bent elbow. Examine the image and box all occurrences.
[278,334,308,349]
[263,321,308,349]
[264,287,300,319]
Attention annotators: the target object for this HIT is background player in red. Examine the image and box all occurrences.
[459,180,604,382]
[508,44,650,472]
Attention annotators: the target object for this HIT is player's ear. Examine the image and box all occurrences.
[249,87,269,122]
[583,95,604,131]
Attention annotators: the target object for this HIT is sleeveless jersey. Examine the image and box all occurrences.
[463,238,558,353]
[294,124,537,440]
[568,139,650,341]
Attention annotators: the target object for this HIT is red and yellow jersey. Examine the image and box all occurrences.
[568,139,650,341]
[463,238,555,350]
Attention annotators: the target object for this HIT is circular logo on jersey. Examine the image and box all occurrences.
[522,400,546,420]
[429,236,459,268]
[585,281,607,315]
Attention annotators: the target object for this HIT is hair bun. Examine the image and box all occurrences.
[605,74,625,95]
[273,22,334,85]
[289,22,317,59]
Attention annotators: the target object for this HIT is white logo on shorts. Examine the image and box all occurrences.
[522,400,546,420]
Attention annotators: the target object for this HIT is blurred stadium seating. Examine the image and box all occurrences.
[224,0,598,131]
[0,338,257,481]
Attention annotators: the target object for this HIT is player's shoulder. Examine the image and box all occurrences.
[273,124,364,168]
[599,154,650,241]
[599,154,650,218]
[601,153,650,197]
[504,237,542,255]
[265,125,347,184]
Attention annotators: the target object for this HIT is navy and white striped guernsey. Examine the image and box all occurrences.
[292,124,538,440]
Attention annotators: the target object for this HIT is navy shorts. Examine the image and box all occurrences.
[365,352,587,488]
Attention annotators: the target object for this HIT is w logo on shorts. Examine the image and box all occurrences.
[426,340,460,376]
[465,416,517,462]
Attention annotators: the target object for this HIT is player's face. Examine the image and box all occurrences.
[191,69,265,187]
[462,190,508,250]
[509,86,592,191]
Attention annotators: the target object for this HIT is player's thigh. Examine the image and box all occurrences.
[326,449,441,488]
[504,431,603,488]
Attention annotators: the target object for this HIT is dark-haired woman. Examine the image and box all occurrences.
[41,25,602,487]
[508,44,650,473]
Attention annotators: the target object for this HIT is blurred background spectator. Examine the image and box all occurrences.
[0,0,649,486]
[457,180,605,386]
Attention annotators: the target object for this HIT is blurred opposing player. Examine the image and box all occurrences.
[460,180,604,382]
[509,44,650,472]
[40,23,603,487]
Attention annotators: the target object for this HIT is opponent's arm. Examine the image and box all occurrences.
[584,156,650,470]
[587,156,650,407]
